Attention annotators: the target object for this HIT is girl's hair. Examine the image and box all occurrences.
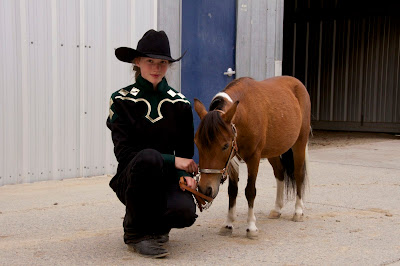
[133,64,141,79]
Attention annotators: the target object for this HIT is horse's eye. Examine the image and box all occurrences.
[222,143,229,151]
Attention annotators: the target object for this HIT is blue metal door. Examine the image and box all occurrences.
[182,0,237,162]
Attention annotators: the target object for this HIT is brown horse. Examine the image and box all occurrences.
[194,76,311,239]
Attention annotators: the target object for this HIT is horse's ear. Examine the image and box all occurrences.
[194,98,208,120]
[222,101,239,123]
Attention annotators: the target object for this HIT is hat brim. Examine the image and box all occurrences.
[115,47,185,63]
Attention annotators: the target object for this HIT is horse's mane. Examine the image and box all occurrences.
[209,97,226,111]
[197,111,230,146]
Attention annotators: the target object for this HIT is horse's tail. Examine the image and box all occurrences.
[280,145,309,200]
[280,148,296,199]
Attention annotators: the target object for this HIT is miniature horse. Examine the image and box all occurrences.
[194,76,311,239]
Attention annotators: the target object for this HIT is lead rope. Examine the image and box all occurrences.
[179,176,213,212]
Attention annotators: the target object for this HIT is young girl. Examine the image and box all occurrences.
[107,29,198,258]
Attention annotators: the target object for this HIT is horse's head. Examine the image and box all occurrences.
[194,98,239,199]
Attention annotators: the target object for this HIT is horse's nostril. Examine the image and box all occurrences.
[205,186,213,197]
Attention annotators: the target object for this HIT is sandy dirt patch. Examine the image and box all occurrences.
[309,130,399,150]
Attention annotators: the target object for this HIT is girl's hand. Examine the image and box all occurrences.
[181,176,197,191]
[175,157,198,174]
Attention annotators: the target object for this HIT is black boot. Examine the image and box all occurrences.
[154,233,169,244]
[153,228,170,244]
[127,238,169,258]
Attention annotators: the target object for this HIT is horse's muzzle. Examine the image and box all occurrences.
[198,181,220,199]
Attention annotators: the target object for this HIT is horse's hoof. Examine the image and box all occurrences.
[293,213,304,222]
[246,229,258,239]
[268,210,281,219]
[219,226,233,236]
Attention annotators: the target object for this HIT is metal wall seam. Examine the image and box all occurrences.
[396,18,400,123]
[275,0,284,77]
[105,0,112,174]
[0,2,4,186]
[316,21,322,121]
[51,0,59,181]
[343,19,350,121]
[329,20,336,122]
[265,0,276,78]
[153,0,157,30]
[19,0,29,184]
[358,19,365,123]
[79,0,85,178]
[1,2,9,186]
[130,0,136,48]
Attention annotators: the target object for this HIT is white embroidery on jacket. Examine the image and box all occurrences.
[115,96,190,123]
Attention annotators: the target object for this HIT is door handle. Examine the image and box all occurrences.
[223,67,236,77]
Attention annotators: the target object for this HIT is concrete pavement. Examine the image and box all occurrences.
[1,137,399,265]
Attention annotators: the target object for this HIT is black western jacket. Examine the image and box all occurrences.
[106,75,194,191]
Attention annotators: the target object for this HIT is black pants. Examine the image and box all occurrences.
[114,149,197,244]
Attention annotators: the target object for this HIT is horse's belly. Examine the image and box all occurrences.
[261,104,302,158]
[261,134,299,158]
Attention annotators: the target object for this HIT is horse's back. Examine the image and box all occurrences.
[231,76,309,119]
[260,76,308,101]
[228,76,310,158]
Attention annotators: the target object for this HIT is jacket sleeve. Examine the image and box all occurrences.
[106,96,138,168]
[174,102,195,177]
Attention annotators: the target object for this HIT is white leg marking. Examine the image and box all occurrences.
[246,207,258,239]
[295,195,304,215]
[219,206,236,236]
[292,195,305,222]
[269,179,284,219]
[224,205,236,228]
[247,208,258,232]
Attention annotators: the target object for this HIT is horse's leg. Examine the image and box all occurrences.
[291,142,309,222]
[219,164,239,236]
[245,154,261,239]
[267,157,285,219]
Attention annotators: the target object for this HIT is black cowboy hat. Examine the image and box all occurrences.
[115,29,185,63]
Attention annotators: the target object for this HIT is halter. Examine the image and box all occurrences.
[198,123,238,184]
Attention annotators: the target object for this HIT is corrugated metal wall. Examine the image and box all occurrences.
[157,1,181,91]
[236,0,284,79]
[0,0,158,186]
[283,0,400,133]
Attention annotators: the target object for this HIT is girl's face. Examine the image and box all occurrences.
[135,57,169,89]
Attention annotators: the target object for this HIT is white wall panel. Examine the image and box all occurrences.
[56,0,80,180]
[236,0,284,80]
[158,0,181,90]
[0,0,157,185]
[26,0,53,183]
[1,0,22,186]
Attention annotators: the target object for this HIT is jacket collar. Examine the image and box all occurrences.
[136,75,168,93]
